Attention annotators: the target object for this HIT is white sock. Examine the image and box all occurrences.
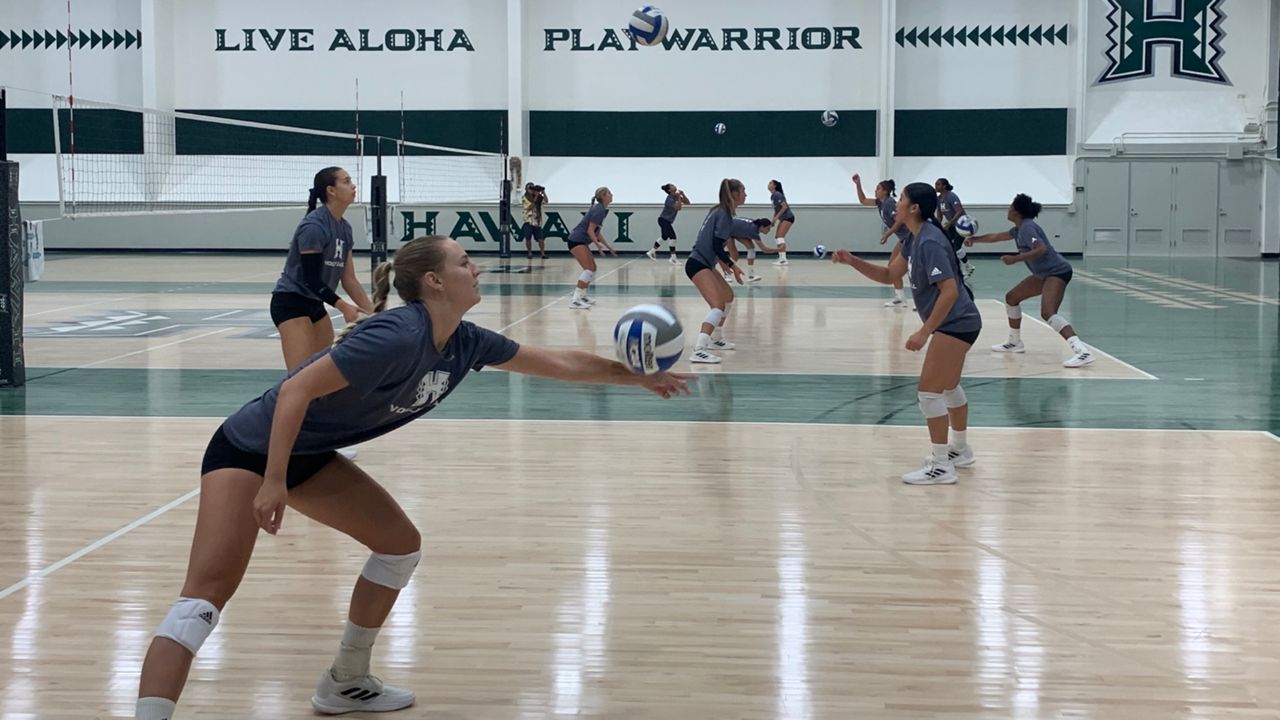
[1068,336,1086,353]
[572,287,584,301]
[956,246,969,261]
[331,621,380,682]
[894,287,904,300]
[136,697,177,720]
[778,250,788,261]
[696,332,711,349]
[931,443,950,463]
[1009,329,1021,344]
[951,430,967,450]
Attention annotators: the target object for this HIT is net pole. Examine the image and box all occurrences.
[0,160,25,388]
[0,89,7,161]
[370,136,389,272]
[498,116,511,259]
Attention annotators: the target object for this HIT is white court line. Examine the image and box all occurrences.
[26,267,285,319]
[75,327,235,369]
[1264,432,1280,444]
[133,324,183,337]
[681,368,1145,381]
[985,300,1159,380]
[1115,268,1280,307]
[0,488,201,601]
[202,309,245,320]
[1072,272,1218,310]
[497,257,640,333]
[11,414,1276,439]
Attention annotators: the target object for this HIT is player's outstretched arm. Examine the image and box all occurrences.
[493,345,694,399]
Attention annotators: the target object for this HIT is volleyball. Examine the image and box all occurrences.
[713,122,726,135]
[614,304,684,375]
[628,6,669,47]
[813,245,827,258]
[821,110,839,127]
[954,215,979,238]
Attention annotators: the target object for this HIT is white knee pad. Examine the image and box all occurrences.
[578,269,595,284]
[918,391,947,419]
[155,597,220,655]
[1006,304,1022,320]
[1047,314,1069,332]
[943,386,967,408]
[747,248,757,261]
[361,550,421,590]
[703,308,725,327]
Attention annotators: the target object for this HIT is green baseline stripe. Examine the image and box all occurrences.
[3,369,1276,434]
[894,108,1067,156]
[530,110,876,157]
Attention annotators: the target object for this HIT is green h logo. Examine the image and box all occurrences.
[1097,0,1229,84]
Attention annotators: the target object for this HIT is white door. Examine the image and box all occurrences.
[1171,162,1218,257]
[1083,161,1130,257]
[1218,161,1262,257]
[1128,162,1174,257]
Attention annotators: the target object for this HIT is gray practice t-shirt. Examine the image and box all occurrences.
[877,196,911,242]
[659,194,681,223]
[937,190,962,222]
[568,202,609,245]
[274,206,353,300]
[221,302,519,454]
[690,207,734,268]
[771,190,795,221]
[730,217,762,241]
[903,223,983,334]
[1010,219,1072,278]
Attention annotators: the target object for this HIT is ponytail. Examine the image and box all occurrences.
[307,166,343,214]
[333,236,451,347]
[711,178,744,219]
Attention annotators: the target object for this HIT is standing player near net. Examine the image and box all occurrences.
[271,167,374,458]
[134,235,692,720]
[965,193,1094,368]
[829,182,982,485]
[566,187,616,310]
[852,174,911,308]
[647,183,690,264]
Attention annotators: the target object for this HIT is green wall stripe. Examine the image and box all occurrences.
[4,108,144,154]
[894,108,1067,156]
[530,110,876,157]
[174,109,505,155]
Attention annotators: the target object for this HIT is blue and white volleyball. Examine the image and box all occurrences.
[614,304,684,375]
[954,215,979,238]
[813,244,827,258]
[628,6,669,47]
[713,122,727,135]
[821,110,839,127]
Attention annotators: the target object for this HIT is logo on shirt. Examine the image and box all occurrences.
[333,241,343,260]
[390,370,451,414]
[930,266,942,277]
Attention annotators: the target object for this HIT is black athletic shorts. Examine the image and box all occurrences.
[943,223,965,252]
[937,328,981,346]
[685,257,714,281]
[657,218,677,241]
[521,223,544,241]
[1045,268,1073,285]
[777,215,796,226]
[270,291,327,326]
[201,425,337,490]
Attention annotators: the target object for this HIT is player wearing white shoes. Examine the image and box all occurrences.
[648,183,690,263]
[685,179,747,364]
[852,174,911,308]
[768,179,795,265]
[727,217,775,283]
[566,187,617,309]
[272,167,375,461]
[965,193,1094,368]
[829,182,982,485]
[934,178,976,285]
[134,236,692,720]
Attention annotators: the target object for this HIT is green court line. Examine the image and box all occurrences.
[3,368,1276,435]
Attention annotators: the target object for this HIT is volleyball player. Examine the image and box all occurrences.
[829,182,982,484]
[852,174,911,308]
[134,235,693,720]
[566,187,616,309]
[728,217,774,283]
[270,166,374,459]
[685,179,746,364]
[768,179,795,265]
[647,183,689,263]
[965,193,1094,368]
[934,178,975,285]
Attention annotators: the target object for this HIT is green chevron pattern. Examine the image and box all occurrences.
[895,24,1068,48]
[0,29,141,50]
